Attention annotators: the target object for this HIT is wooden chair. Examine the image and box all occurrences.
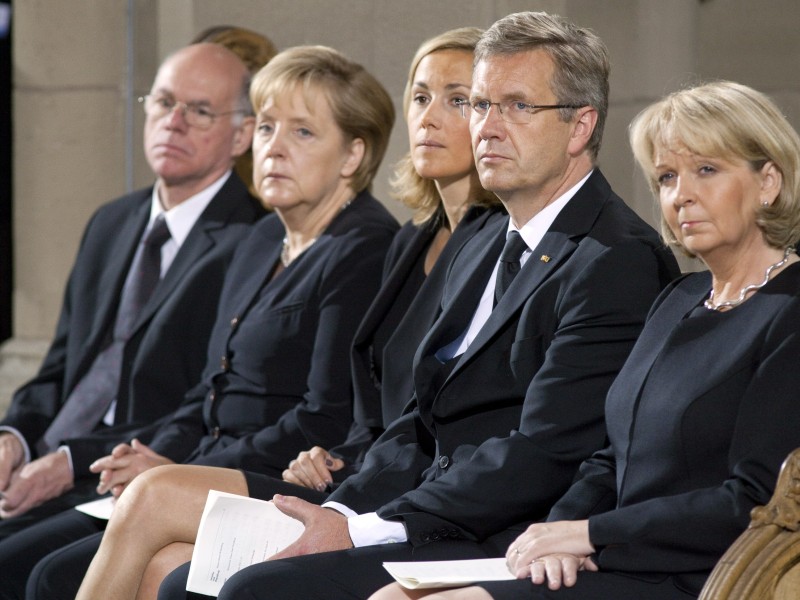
[699,447,800,599]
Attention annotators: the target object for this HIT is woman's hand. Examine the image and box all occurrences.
[282,446,345,491]
[505,520,596,588]
[525,552,597,590]
[90,439,174,497]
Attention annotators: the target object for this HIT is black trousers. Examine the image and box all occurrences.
[157,538,507,600]
[27,530,105,600]
[161,537,700,600]
[477,572,699,599]
[164,544,422,600]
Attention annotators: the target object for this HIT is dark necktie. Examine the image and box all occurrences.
[494,230,528,306]
[37,215,171,454]
[114,215,171,338]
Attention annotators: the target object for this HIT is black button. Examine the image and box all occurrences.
[420,534,430,543]
[431,532,441,541]
[438,455,450,469]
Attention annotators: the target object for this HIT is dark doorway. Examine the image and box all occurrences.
[0,1,11,344]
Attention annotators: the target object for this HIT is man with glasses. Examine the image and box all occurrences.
[183,12,680,600]
[0,43,262,545]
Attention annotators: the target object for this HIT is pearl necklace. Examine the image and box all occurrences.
[704,246,795,311]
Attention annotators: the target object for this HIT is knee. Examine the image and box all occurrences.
[157,561,208,600]
[27,547,82,600]
[110,465,184,532]
[27,553,56,600]
[217,561,321,600]
[217,563,285,600]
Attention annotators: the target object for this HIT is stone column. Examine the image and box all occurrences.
[0,1,132,411]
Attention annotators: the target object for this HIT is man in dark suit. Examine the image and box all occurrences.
[0,42,262,537]
[208,11,681,600]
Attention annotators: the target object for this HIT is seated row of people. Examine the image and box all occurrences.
[2,9,800,600]
[0,22,497,599]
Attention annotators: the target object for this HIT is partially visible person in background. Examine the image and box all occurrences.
[192,25,278,73]
[192,25,278,199]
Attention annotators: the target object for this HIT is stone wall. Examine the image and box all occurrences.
[3,0,800,413]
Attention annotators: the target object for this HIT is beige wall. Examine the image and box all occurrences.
[3,0,800,401]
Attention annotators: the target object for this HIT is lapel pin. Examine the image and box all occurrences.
[540,255,551,263]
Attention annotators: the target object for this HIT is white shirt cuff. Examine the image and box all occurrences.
[347,511,408,546]
[322,502,409,546]
[57,445,75,475]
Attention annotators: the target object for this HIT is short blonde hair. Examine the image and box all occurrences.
[630,80,800,253]
[475,11,609,161]
[391,27,498,224]
[250,46,394,193]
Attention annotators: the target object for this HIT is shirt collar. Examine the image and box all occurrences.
[149,170,232,247]
[509,169,593,250]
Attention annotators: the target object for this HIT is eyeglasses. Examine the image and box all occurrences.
[138,94,249,130]
[468,99,585,124]
[455,99,471,119]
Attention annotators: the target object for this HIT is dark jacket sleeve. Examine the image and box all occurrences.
[327,406,438,512]
[545,276,692,524]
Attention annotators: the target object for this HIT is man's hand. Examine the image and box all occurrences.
[269,494,353,560]
[0,433,25,491]
[0,450,74,518]
[282,446,345,491]
[90,438,173,498]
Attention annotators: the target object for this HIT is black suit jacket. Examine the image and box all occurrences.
[144,191,399,476]
[1,174,263,476]
[330,205,503,478]
[329,170,680,545]
[548,263,800,595]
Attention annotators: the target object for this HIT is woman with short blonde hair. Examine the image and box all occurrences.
[631,80,800,254]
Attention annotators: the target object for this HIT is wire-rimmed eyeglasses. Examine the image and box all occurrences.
[466,99,585,124]
[138,94,249,130]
